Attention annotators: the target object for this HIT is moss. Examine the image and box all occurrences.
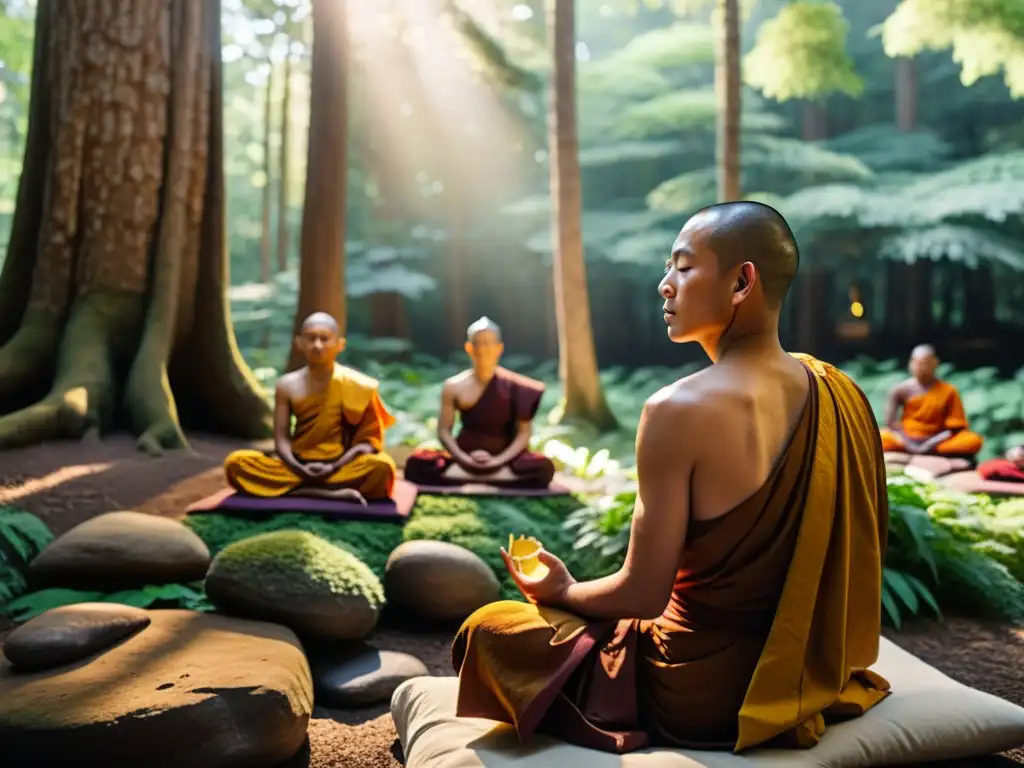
[211,530,385,609]
[188,493,608,606]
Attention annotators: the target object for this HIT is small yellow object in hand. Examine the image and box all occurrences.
[507,534,549,580]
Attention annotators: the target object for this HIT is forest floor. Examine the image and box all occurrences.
[0,435,1023,767]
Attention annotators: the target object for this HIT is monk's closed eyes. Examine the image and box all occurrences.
[450,201,891,754]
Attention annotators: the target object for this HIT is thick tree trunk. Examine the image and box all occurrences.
[289,0,348,371]
[259,61,273,284]
[0,0,271,452]
[548,0,616,430]
[716,0,741,201]
[275,45,292,272]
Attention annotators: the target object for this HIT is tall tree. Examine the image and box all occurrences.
[259,62,274,284]
[548,0,617,430]
[0,0,271,452]
[716,0,741,200]
[288,0,348,371]
[276,26,294,273]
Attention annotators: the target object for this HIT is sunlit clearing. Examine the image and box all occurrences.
[0,463,113,505]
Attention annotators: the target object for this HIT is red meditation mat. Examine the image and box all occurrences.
[184,479,419,523]
[940,471,1024,497]
[408,478,574,498]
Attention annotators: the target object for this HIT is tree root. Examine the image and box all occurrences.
[0,309,62,412]
[0,292,145,449]
[124,357,189,456]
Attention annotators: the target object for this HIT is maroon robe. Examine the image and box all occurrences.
[978,458,1024,483]
[405,368,556,489]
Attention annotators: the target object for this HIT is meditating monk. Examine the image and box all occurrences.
[978,446,1024,484]
[403,316,556,489]
[223,312,397,503]
[879,345,984,458]
[451,202,890,754]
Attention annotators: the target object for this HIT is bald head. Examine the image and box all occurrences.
[908,343,939,382]
[301,312,339,335]
[911,344,936,361]
[684,201,799,307]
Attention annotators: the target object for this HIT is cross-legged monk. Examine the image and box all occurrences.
[451,202,890,753]
[223,312,397,503]
[403,316,556,489]
[879,345,984,459]
[978,446,1024,483]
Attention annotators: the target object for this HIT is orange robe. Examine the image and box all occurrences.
[224,365,397,500]
[451,355,891,753]
[880,380,984,456]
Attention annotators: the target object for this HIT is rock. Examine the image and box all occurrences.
[28,511,210,590]
[384,540,499,622]
[0,610,312,768]
[3,603,151,672]
[205,530,384,641]
[310,644,429,708]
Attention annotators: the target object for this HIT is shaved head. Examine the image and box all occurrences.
[301,312,339,335]
[684,201,799,308]
[908,343,939,382]
[911,344,936,361]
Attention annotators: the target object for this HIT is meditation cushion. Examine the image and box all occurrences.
[391,637,1024,767]
[941,471,1024,497]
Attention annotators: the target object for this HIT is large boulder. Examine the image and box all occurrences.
[0,610,313,768]
[310,644,429,708]
[384,540,499,622]
[205,530,384,641]
[3,603,151,672]
[28,511,210,590]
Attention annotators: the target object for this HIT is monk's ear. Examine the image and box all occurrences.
[294,335,305,351]
[464,341,474,357]
[731,262,756,305]
[336,337,347,353]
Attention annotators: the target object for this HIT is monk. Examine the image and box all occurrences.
[450,202,890,754]
[223,312,397,503]
[978,446,1024,483]
[879,345,984,458]
[403,316,556,489]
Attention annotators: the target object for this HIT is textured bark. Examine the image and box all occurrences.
[276,45,292,273]
[260,61,273,284]
[288,0,348,371]
[716,0,741,201]
[548,0,617,430]
[0,0,271,452]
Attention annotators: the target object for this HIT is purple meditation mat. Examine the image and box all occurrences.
[408,477,574,498]
[940,471,1024,497]
[185,479,419,523]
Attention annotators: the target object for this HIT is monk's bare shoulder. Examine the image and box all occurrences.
[888,378,915,400]
[275,369,303,401]
[444,370,475,396]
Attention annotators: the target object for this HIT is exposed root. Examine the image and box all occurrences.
[124,360,189,456]
[0,292,145,448]
[0,309,62,412]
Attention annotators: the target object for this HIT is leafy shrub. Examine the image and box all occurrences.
[0,507,54,605]
[3,583,211,623]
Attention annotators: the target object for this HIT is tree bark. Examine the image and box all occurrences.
[289,0,348,371]
[548,0,617,430]
[801,102,828,140]
[895,57,916,132]
[259,60,273,284]
[716,0,741,201]
[275,42,292,272]
[0,0,272,452]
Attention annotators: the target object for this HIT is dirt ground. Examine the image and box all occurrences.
[1,434,1023,767]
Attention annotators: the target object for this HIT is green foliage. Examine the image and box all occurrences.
[880,0,1024,98]
[0,507,53,605]
[3,583,211,623]
[745,2,864,102]
[823,124,953,173]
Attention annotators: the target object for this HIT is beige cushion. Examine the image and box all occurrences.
[942,470,1024,497]
[392,637,1024,767]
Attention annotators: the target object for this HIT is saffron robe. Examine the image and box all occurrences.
[880,380,983,456]
[404,367,556,489]
[978,458,1024,483]
[452,355,891,753]
[224,365,397,500]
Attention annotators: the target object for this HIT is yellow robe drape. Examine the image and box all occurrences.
[224,365,397,500]
[880,380,984,456]
[451,355,891,753]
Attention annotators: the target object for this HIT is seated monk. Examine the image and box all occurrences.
[403,316,555,489]
[223,312,397,503]
[451,202,890,754]
[978,446,1024,483]
[879,345,984,458]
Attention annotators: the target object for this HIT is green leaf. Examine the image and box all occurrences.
[4,588,107,622]
[883,568,920,615]
[881,587,902,629]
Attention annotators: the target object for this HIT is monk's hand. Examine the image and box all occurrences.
[469,450,492,465]
[302,462,332,481]
[500,547,575,606]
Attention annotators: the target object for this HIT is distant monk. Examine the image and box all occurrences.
[879,345,984,458]
[451,202,890,753]
[404,317,555,489]
[223,312,397,503]
[978,446,1024,484]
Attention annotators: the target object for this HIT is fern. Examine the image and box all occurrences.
[3,582,213,623]
[0,507,54,607]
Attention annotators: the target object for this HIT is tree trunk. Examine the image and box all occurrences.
[715,0,741,201]
[289,0,348,371]
[895,57,916,132]
[801,102,827,140]
[548,0,617,430]
[259,60,273,284]
[275,43,292,272]
[0,0,271,452]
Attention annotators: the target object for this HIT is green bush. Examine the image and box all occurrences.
[0,507,54,605]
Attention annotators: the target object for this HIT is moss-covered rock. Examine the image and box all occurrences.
[205,530,384,641]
